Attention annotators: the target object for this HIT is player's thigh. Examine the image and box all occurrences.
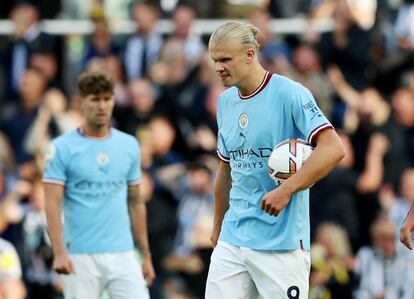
[106,271,149,299]
[62,275,103,299]
[62,254,104,299]
[245,249,310,299]
[105,252,149,299]
[206,241,259,299]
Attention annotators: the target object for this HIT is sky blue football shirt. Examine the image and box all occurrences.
[43,128,141,254]
[216,72,333,251]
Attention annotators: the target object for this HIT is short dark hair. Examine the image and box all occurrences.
[186,160,212,176]
[77,71,114,97]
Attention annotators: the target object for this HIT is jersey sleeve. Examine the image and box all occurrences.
[291,83,333,146]
[216,95,230,163]
[127,139,141,185]
[42,141,67,185]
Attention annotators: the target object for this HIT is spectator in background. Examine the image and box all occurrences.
[23,89,84,163]
[389,169,414,224]
[0,68,47,166]
[154,40,209,157]
[309,222,354,299]
[29,50,62,92]
[0,237,26,299]
[156,53,220,156]
[190,54,223,136]
[60,0,133,21]
[317,0,371,90]
[168,4,205,68]
[159,160,215,299]
[317,0,371,127]
[391,86,414,165]
[399,170,414,250]
[147,115,183,169]
[380,168,414,249]
[249,7,291,71]
[0,0,61,104]
[123,1,163,80]
[311,131,388,249]
[353,214,414,299]
[0,179,29,240]
[0,133,15,194]
[394,0,414,51]
[114,78,157,137]
[139,170,177,299]
[267,0,310,18]
[327,66,409,190]
[22,177,63,299]
[79,15,120,73]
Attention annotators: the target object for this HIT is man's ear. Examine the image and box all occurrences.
[245,48,255,63]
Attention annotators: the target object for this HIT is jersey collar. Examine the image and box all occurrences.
[238,71,272,100]
[77,127,112,140]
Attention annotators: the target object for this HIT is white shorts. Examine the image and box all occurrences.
[61,251,149,299]
[206,241,310,299]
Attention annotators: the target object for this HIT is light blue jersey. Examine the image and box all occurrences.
[43,128,141,254]
[216,72,333,251]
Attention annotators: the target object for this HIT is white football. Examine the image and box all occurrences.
[268,138,314,186]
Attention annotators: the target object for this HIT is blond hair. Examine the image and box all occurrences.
[316,222,352,259]
[209,21,261,51]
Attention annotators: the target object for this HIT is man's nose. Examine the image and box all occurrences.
[216,62,224,72]
[98,100,106,109]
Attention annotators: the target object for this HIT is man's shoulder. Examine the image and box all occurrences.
[52,129,79,146]
[269,74,311,101]
[46,129,80,160]
[269,74,303,91]
[111,128,139,146]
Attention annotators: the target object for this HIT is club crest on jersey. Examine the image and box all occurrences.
[238,113,249,129]
[96,153,109,166]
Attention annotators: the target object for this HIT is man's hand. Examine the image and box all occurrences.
[260,184,293,216]
[210,226,221,248]
[141,256,156,286]
[53,252,75,274]
[400,208,414,250]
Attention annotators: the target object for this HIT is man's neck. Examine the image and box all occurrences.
[82,124,110,138]
[238,66,267,97]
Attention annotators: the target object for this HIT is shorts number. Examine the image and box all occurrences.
[287,286,299,299]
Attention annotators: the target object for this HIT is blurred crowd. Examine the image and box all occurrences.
[1,0,414,298]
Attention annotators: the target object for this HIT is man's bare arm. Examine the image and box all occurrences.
[211,162,232,247]
[44,183,74,274]
[128,185,155,285]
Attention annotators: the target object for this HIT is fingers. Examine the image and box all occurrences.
[210,237,217,248]
[210,233,218,248]
[400,227,413,250]
[54,263,74,275]
[260,198,279,216]
[53,259,75,275]
[144,271,156,287]
[260,198,266,210]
